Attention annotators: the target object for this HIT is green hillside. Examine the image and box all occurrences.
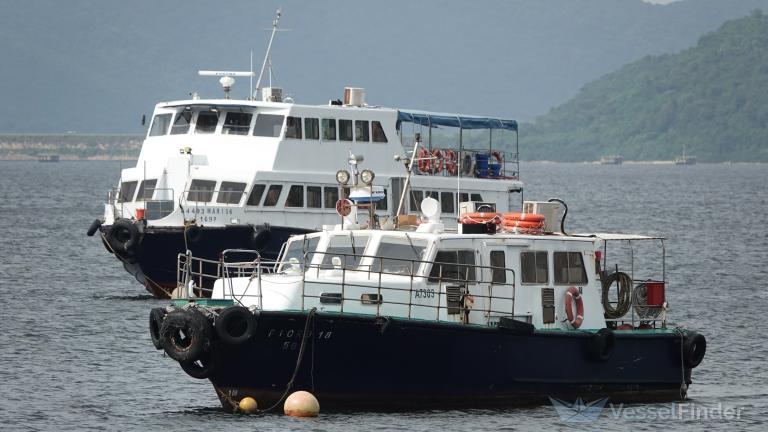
[522,10,768,162]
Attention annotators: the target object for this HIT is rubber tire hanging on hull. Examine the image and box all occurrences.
[107,219,141,257]
[160,309,213,362]
[148,307,166,350]
[180,352,217,379]
[683,332,706,368]
[86,219,102,237]
[588,328,616,361]
[216,306,257,346]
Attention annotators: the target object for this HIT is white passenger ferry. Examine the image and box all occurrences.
[89,79,522,298]
[86,10,524,298]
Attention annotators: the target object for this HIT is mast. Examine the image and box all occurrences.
[255,9,282,98]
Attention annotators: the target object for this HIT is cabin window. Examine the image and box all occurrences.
[263,185,283,207]
[409,190,424,211]
[195,111,219,134]
[355,120,369,142]
[322,119,336,140]
[217,181,246,204]
[554,252,588,284]
[253,114,284,137]
[307,186,322,208]
[304,118,320,139]
[490,251,506,283]
[285,116,302,139]
[372,121,388,143]
[441,192,455,214]
[375,189,388,211]
[459,193,469,204]
[339,119,353,141]
[429,250,476,283]
[320,234,370,269]
[286,185,304,207]
[135,179,157,202]
[521,251,548,284]
[186,179,216,202]
[171,111,192,135]
[118,181,138,203]
[278,236,321,273]
[149,114,171,136]
[222,112,252,135]
[247,184,266,206]
[372,238,427,274]
[324,187,339,208]
[471,193,483,202]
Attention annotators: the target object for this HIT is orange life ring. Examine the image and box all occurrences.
[564,286,584,329]
[444,150,458,175]
[417,148,431,173]
[502,212,545,222]
[459,212,501,224]
[431,149,444,174]
[502,220,545,229]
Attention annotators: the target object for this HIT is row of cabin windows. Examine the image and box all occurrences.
[520,251,588,285]
[118,178,389,211]
[425,250,587,285]
[149,111,388,143]
[410,190,484,215]
[119,177,480,215]
[184,180,388,210]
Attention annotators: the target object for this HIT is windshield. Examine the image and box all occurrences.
[371,236,428,275]
[318,234,371,270]
[278,236,320,273]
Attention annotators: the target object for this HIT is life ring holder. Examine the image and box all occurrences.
[564,286,584,328]
[444,150,458,175]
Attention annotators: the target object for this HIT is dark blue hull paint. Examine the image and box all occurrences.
[201,311,692,410]
[100,223,314,298]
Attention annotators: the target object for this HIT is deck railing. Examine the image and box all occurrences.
[176,250,520,325]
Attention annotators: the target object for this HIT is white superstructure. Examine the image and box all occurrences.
[105,95,523,232]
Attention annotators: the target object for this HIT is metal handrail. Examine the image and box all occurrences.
[181,249,518,325]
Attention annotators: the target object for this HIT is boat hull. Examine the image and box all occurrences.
[99,223,314,298]
[181,311,693,410]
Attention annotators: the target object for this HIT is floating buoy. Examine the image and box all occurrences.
[238,396,258,414]
[284,391,320,417]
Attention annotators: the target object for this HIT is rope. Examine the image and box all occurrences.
[676,327,687,398]
[601,271,632,319]
[258,307,318,413]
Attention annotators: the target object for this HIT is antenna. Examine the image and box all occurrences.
[255,9,283,98]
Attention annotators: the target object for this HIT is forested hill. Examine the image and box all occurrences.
[522,11,768,162]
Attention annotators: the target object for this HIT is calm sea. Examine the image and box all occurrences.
[0,160,766,431]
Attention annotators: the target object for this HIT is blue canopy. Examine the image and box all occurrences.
[397,110,517,131]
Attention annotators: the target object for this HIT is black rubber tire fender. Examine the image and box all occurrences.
[160,309,212,362]
[107,219,140,255]
[148,307,166,350]
[588,328,616,361]
[683,332,706,369]
[180,351,217,379]
[215,306,257,345]
[87,219,102,237]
